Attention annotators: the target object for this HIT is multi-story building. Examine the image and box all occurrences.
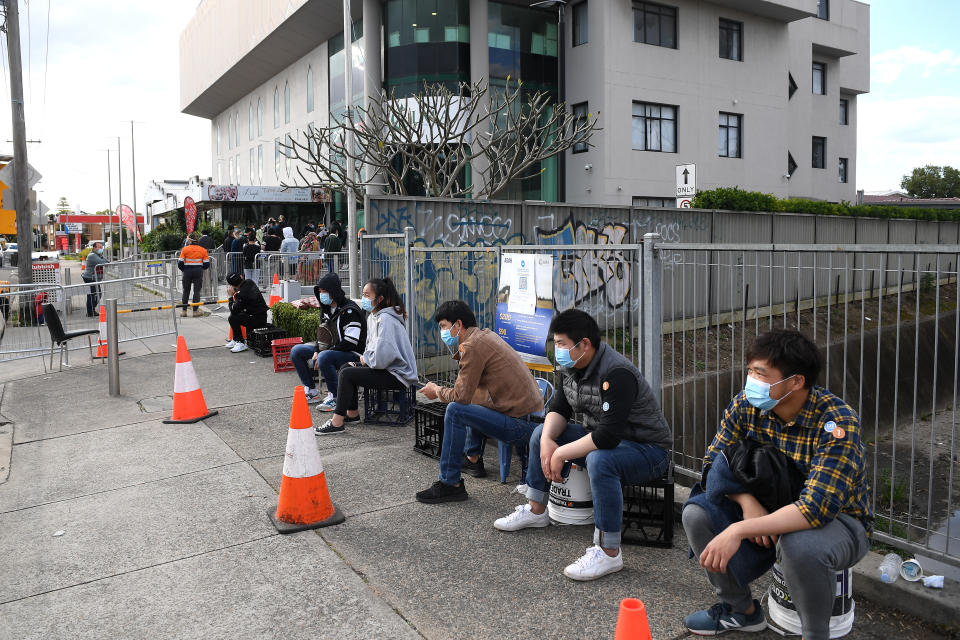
[180,0,869,217]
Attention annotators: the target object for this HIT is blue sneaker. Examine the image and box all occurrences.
[685,600,767,636]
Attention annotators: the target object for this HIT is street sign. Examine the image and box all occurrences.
[676,198,692,209]
[0,160,42,189]
[676,163,696,197]
[65,223,84,234]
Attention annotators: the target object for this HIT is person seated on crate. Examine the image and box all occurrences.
[491,309,672,582]
[680,329,872,639]
[178,236,211,318]
[314,278,418,435]
[301,272,367,409]
[414,300,544,504]
[224,272,269,353]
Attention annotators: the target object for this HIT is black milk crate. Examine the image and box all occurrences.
[413,401,447,459]
[250,326,284,357]
[621,471,674,548]
[362,386,417,426]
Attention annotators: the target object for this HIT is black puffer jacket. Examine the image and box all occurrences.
[230,279,268,318]
[314,273,366,354]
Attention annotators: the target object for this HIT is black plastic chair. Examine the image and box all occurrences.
[42,303,99,372]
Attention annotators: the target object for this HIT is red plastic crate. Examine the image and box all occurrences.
[271,337,303,372]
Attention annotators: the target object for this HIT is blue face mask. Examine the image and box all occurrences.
[440,325,459,348]
[96,248,103,255]
[360,296,374,312]
[744,374,796,411]
[555,341,583,368]
[318,292,332,306]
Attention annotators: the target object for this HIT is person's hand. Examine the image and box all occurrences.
[548,450,565,483]
[540,438,559,481]
[700,523,744,574]
[421,382,439,400]
[359,355,365,366]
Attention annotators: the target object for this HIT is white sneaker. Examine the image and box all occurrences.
[305,390,324,404]
[493,504,550,532]
[230,342,249,353]
[224,340,237,349]
[316,394,336,411]
[562,545,623,581]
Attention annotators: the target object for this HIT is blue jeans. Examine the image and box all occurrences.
[438,402,537,486]
[316,349,358,396]
[81,275,100,316]
[244,268,260,284]
[525,423,670,550]
[290,343,319,391]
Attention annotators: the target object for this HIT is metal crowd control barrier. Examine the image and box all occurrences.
[249,251,352,293]
[360,228,415,339]
[644,240,960,568]
[0,274,179,364]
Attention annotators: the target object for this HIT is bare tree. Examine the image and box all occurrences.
[282,79,599,201]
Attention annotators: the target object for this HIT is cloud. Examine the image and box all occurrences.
[872,46,960,84]
[857,95,960,191]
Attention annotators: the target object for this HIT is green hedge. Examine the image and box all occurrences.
[271,302,326,342]
[692,187,960,222]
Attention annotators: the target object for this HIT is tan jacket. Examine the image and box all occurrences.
[437,327,544,417]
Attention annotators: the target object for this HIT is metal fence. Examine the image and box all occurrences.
[645,238,960,568]
[102,257,223,305]
[0,274,179,364]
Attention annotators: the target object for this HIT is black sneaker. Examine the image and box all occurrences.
[415,480,468,504]
[343,414,361,423]
[461,456,487,478]
[314,419,345,435]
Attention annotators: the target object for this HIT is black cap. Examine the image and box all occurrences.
[226,273,243,286]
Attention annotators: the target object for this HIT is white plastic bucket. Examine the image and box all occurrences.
[547,463,593,525]
[768,563,855,638]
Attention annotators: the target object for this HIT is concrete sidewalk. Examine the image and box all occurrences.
[0,319,955,639]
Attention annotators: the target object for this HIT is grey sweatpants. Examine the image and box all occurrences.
[682,504,869,640]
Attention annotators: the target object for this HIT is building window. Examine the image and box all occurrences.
[236,154,241,183]
[812,62,826,95]
[257,145,263,184]
[308,122,317,158]
[284,81,291,124]
[788,73,797,99]
[235,111,239,146]
[718,112,742,158]
[839,157,848,183]
[812,136,826,169]
[257,98,263,136]
[718,18,742,61]
[249,148,255,183]
[572,102,589,153]
[632,196,675,208]
[632,101,677,153]
[227,118,232,150]
[273,87,280,128]
[274,137,281,177]
[285,133,293,176]
[633,2,677,49]
[228,156,234,183]
[249,103,254,140]
[788,151,797,177]
[817,0,829,20]
[573,2,588,46]
[840,98,849,125]
[307,66,315,113]
[216,123,221,154]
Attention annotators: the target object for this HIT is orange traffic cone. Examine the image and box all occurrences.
[614,598,652,640]
[163,336,218,424]
[227,326,247,341]
[268,386,345,533]
[268,273,282,307]
[95,305,108,358]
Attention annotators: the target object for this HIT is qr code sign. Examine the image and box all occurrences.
[518,276,528,290]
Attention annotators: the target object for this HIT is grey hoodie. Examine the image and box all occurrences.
[364,306,418,388]
[279,226,299,263]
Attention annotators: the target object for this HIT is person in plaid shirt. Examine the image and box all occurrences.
[683,329,872,639]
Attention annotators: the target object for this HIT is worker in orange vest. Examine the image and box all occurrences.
[178,236,211,317]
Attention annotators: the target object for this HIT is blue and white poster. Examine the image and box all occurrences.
[496,253,554,372]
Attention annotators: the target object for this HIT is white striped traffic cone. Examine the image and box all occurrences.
[94,305,108,358]
[268,386,345,533]
[268,273,282,307]
[163,336,218,424]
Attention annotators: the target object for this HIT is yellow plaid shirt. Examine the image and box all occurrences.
[706,386,873,531]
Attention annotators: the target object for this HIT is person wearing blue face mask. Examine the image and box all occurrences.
[82,241,108,316]
[415,300,544,503]
[290,272,366,408]
[314,278,418,434]
[681,329,871,639]
[492,309,672,581]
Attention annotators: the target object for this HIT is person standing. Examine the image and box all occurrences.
[279,226,299,279]
[242,231,261,283]
[323,223,342,273]
[177,236,211,317]
[197,229,215,251]
[82,242,108,317]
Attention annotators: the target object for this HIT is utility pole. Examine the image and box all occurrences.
[343,0,358,298]
[116,136,123,259]
[128,120,139,258]
[105,150,113,257]
[5,0,33,284]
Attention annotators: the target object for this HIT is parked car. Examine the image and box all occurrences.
[2,243,17,266]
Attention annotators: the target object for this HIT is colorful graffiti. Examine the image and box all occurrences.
[534,217,633,310]
[370,199,522,246]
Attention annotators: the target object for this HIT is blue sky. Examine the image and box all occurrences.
[858,0,960,191]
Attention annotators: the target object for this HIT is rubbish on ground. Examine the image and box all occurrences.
[922,575,944,589]
[52,530,65,537]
